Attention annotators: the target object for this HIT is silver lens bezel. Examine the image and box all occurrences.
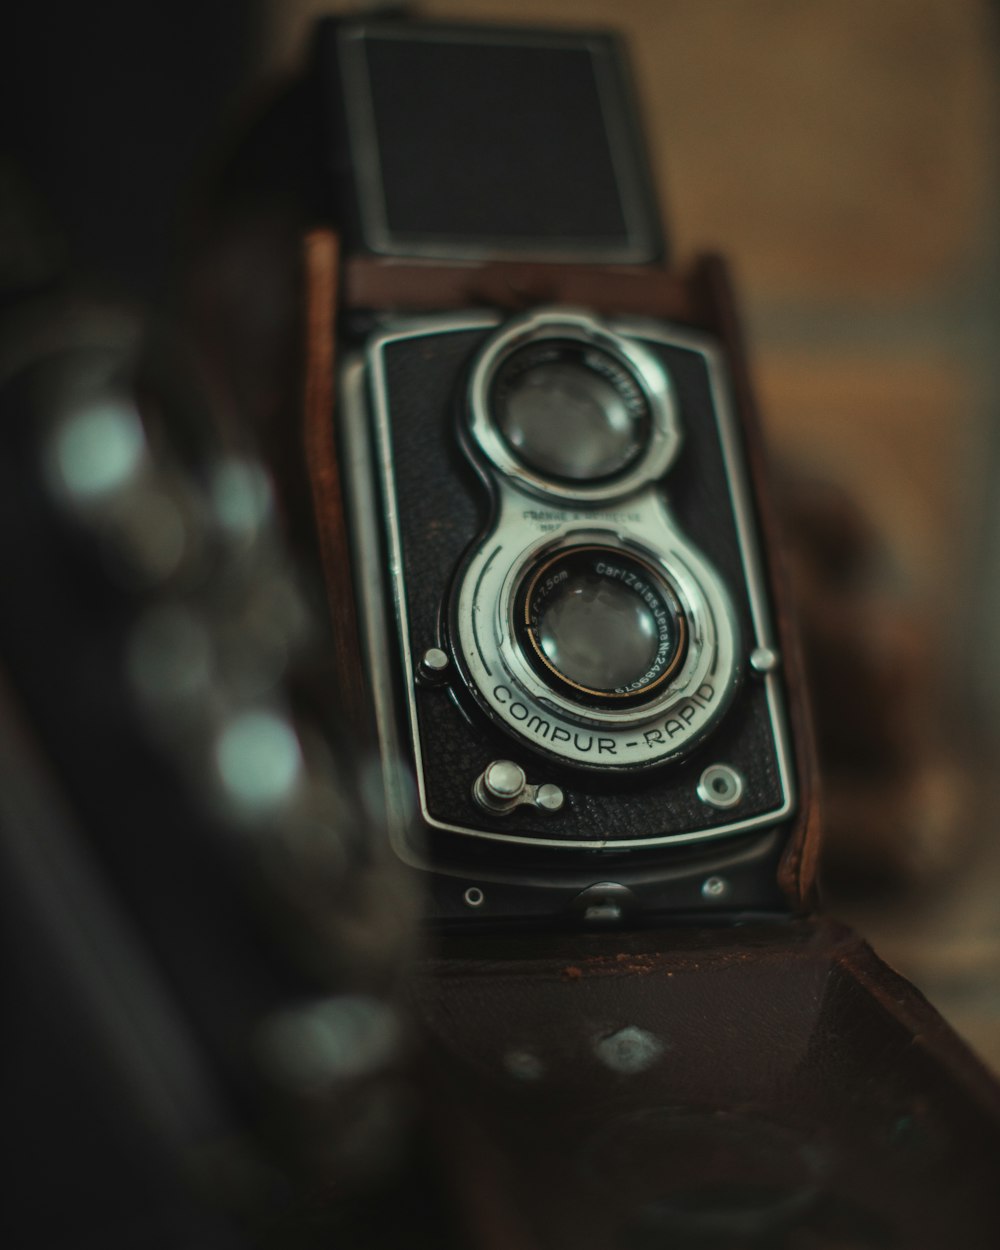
[452,521,740,768]
[467,309,681,502]
[515,542,689,705]
[498,530,731,730]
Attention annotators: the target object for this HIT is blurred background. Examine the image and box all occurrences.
[2,0,999,1072]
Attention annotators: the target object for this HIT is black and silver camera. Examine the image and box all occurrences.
[318,18,802,925]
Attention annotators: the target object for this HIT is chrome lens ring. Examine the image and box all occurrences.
[492,339,652,483]
[453,526,741,769]
[514,544,688,709]
[467,309,681,503]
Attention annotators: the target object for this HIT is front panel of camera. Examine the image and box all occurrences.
[343,307,794,888]
[452,310,742,775]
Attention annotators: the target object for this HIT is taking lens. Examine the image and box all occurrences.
[517,546,686,708]
[492,340,651,482]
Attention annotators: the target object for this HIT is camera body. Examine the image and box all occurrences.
[341,304,795,923]
[320,17,804,925]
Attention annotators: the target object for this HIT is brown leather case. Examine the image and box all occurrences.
[413,919,1000,1249]
[301,229,1000,1246]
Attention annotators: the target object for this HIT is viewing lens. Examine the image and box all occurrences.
[518,546,686,707]
[493,341,650,482]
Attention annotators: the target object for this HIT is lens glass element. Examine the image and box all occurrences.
[518,547,686,707]
[493,341,650,482]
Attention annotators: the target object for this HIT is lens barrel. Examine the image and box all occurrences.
[492,339,651,483]
[516,545,687,709]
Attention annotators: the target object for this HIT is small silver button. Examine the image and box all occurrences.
[750,646,780,674]
[473,759,527,813]
[697,763,744,809]
[484,760,525,799]
[535,783,565,812]
[419,647,450,682]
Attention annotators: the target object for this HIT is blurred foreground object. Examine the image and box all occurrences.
[0,295,418,1247]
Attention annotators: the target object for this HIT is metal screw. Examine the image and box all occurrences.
[702,875,729,900]
[697,763,744,809]
[463,886,485,908]
[750,647,780,674]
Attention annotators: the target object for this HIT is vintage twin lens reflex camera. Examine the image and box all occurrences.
[329,20,798,925]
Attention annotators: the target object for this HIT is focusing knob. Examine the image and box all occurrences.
[474,760,527,812]
[472,761,565,816]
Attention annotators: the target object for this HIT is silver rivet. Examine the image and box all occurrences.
[419,647,450,682]
[535,783,564,812]
[750,647,780,674]
[697,763,744,809]
[702,875,729,899]
[463,886,485,908]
